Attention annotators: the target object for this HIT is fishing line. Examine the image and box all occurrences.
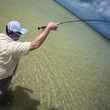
[37,19,110,30]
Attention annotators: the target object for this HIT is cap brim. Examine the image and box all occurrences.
[20,28,28,34]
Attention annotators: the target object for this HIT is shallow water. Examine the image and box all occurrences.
[0,0,110,110]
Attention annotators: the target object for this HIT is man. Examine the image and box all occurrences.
[0,20,58,104]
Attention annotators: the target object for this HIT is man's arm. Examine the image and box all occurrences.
[30,22,58,50]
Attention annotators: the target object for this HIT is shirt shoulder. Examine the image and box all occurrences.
[0,33,7,38]
[0,33,12,41]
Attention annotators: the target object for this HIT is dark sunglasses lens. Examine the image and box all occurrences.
[16,32,21,36]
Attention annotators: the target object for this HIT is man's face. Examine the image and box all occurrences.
[10,32,21,41]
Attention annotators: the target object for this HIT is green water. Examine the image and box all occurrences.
[0,0,110,110]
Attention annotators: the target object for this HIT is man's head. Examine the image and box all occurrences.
[6,20,27,41]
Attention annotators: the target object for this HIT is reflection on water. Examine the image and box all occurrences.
[78,0,110,18]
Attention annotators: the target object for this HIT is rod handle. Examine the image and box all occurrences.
[38,26,47,30]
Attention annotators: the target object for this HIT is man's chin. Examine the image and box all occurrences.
[13,37,19,41]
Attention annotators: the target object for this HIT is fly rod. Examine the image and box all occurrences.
[37,19,110,30]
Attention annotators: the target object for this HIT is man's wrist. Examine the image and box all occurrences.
[45,26,51,32]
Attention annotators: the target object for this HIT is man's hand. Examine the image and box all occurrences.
[46,22,58,31]
[30,22,58,50]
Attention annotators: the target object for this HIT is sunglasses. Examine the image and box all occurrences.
[14,32,22,37]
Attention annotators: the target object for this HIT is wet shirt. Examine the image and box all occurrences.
[0,33,31,79]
